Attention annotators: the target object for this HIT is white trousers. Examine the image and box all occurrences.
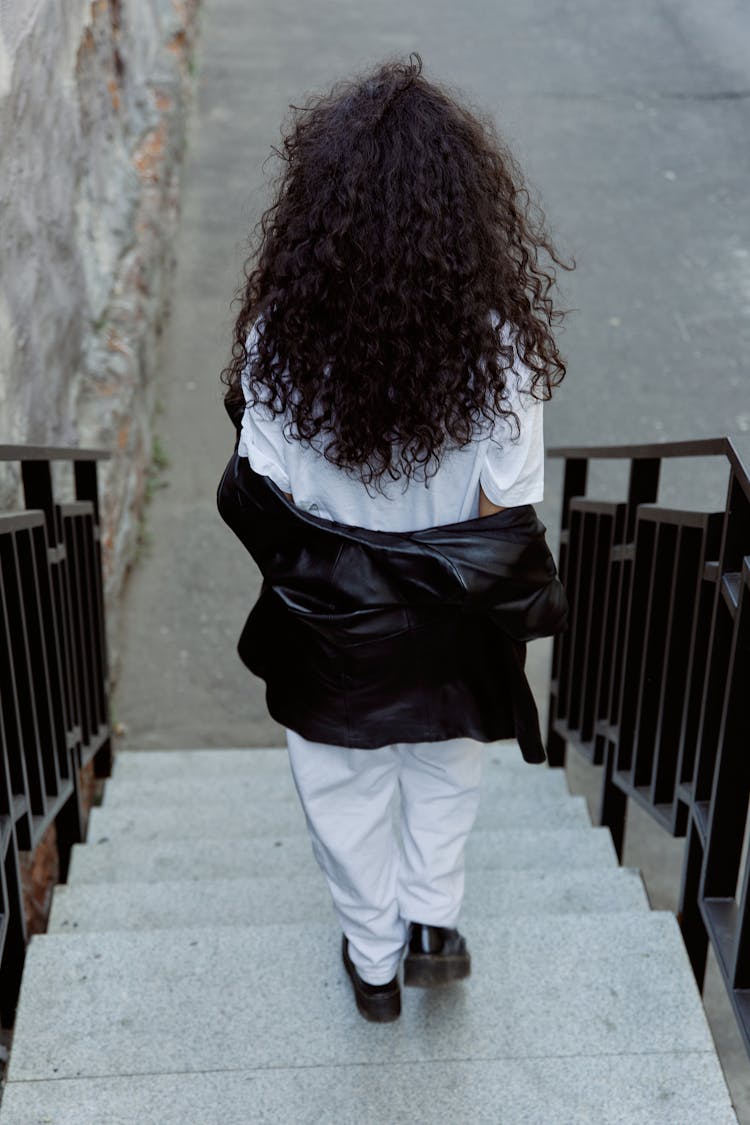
[285,730,485,985]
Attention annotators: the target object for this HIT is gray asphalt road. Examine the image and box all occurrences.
[114,0,750,750]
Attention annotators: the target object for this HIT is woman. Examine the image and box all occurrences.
[219,53,571,1023]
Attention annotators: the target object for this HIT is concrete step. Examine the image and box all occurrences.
[102,752,568,810]
[48,867,650,934]
[1,915,734,1125]
[111,746,293,780]
[109,742,534,782]
[0,1052,736,1125]
[85,792,592,844]
[66,825,619,886]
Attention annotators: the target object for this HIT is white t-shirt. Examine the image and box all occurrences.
[237,324,544,533]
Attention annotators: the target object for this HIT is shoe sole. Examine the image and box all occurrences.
[403,952,471,988]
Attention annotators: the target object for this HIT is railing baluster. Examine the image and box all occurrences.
[546,457,588,768]
[0,724,26,1023]
[567,509,597,736]
[679,818,710,990]
[675,513,723,808]
[0,567,30,843]
[580,507,615,749]
[625,457,660,540]
[17,526,61,797]
[651,524,700,814]
[560,506,584,726]
[0,535,45,819]
[616,515,656,777]
[62,509,91,749]
[700,570,749,912]
[30,522,69,783]
[633,519,677,789]
[594,503,626,754]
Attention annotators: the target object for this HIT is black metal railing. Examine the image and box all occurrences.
[546,436,750,1054]
[0,446,112,1022]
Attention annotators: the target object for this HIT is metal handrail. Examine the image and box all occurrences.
[0,446,110,461]
[548,436,750,500]
[546,433,750,1055]
[0,446,111,1024]
[549,436,731,458]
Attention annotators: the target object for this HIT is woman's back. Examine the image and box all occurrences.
[237,328,545,532]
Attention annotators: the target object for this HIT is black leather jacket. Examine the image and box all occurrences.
[217,445,568,764]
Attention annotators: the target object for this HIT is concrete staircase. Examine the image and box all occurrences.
[0,744,737,1124]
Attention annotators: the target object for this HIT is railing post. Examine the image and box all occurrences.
[74,458,101,524]
[546,457,588,768]
[598,736,628,862]
[54,773,86,884]
[0,825,27,1025]
[561,458,588,529]
[598,455,662,858]
[625,457,660,540]
[75,458,112,780]
[678,818,710,991]
[20,459,56,547]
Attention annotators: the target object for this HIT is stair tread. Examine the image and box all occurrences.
[109,742,538,782]
[0,1052,735,1125]
[103,757,565,807]
[48,867,649,933]
[67,825,619,885]
[86,793,591,843]
[5,914,719,1086]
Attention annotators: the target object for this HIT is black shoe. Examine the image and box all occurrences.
[341,936,401,1022]
[403,923,471,987]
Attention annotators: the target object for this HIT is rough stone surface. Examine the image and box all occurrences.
[107,741,533,779]
[0,0,200,675]
[85,790,592,840]
[65,826,620,885]
[0,742,735,1121]
[100,751,572,808]
[47,866,650,933]
[0,1054,737,1125]
[1,916,724,1078]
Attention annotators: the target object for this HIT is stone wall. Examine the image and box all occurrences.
[0,0,199,673]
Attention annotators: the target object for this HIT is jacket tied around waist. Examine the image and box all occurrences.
[217,450,568,763]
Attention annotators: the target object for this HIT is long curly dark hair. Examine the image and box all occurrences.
[222,53,572,488]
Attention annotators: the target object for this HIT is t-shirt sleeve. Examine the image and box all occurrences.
[479,382,545,507]
[237,400,293,494]
[236,325,292,494]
